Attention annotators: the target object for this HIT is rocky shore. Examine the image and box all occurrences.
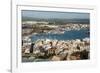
[22,38,90,62]
[22,21,89,36]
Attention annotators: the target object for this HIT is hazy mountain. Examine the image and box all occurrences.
[22,16,90,24]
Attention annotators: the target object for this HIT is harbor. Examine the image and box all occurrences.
[21,11,90,62]
[22,22,90,62]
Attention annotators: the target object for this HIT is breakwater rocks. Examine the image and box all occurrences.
[22,38,90,62]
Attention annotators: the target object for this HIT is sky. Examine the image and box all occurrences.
[22,10,90,19]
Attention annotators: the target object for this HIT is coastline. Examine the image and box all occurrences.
[22,21,89,36]
[22,21,90,62]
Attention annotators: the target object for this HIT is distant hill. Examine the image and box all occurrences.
[22,16,90,24]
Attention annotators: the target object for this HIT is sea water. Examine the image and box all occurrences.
[30,29,89,42]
